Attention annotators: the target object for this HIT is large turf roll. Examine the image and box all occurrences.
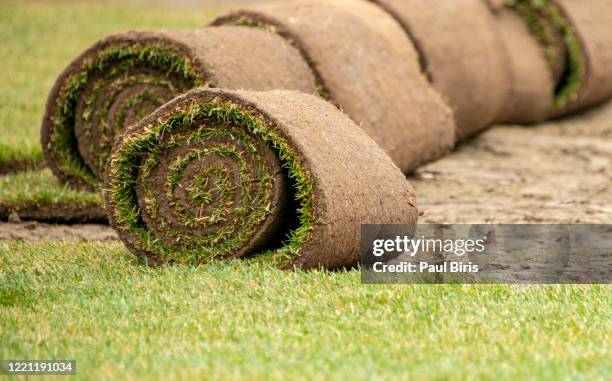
[41,26,316,190]
[493,8,554,123]
[104,88,418,269]
[369,0,512,140]
[212,0,455,173]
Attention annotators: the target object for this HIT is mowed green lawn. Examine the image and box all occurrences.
[0,0,216,167]
[1,242,610,380]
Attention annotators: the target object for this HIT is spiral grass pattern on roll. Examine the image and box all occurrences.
[105,92,312,266]
[42,34,204,190]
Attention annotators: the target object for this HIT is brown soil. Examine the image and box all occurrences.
[411,100,612,224]
[0,222,116,242]
[0,203,107,223]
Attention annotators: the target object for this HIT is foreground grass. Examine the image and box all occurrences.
[0,168,101,206]
[0,242,610,380]
[0,0,217,167]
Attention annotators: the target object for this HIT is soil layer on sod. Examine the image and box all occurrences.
[493,8,554,123]
[0,169,105,223]
[212,0,456,173]
[0,159,45,176]
[370,0,511,140]
[0,204,106,224]
[0,222,116,241]
[104,88,418,269]
[41,26,315,191]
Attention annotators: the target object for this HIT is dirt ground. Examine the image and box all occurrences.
[411,100,612,224]
[0,204,107,224]
[1,100,611,242]
[0,222,117,241]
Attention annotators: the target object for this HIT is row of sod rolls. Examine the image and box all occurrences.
[210,0,612,143]
[42,0,612,193]
[104,88,418,269]
[41,26,316,190]
[368,0,513,139]
[42,0,458,193]
[363,0,611,136]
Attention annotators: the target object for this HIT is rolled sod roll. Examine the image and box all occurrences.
[504,1,568,81]
[504,0,612,116]
[212,0,456,173]
[493,8,554,123]
[369,0,512,140]
[104,88,418,269]
[504,0,578,114]
[41,26,316,190]
[551,0,612,114]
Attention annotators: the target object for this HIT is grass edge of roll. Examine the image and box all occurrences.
[41,33,207,191]
[505,0,586,110]
[104,93,315,267]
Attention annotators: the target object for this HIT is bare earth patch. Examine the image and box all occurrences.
[0,222,116,242]
[411,100,612,224]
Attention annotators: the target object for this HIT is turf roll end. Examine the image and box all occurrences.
[104,88,418,270]
[41,27,316,190]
